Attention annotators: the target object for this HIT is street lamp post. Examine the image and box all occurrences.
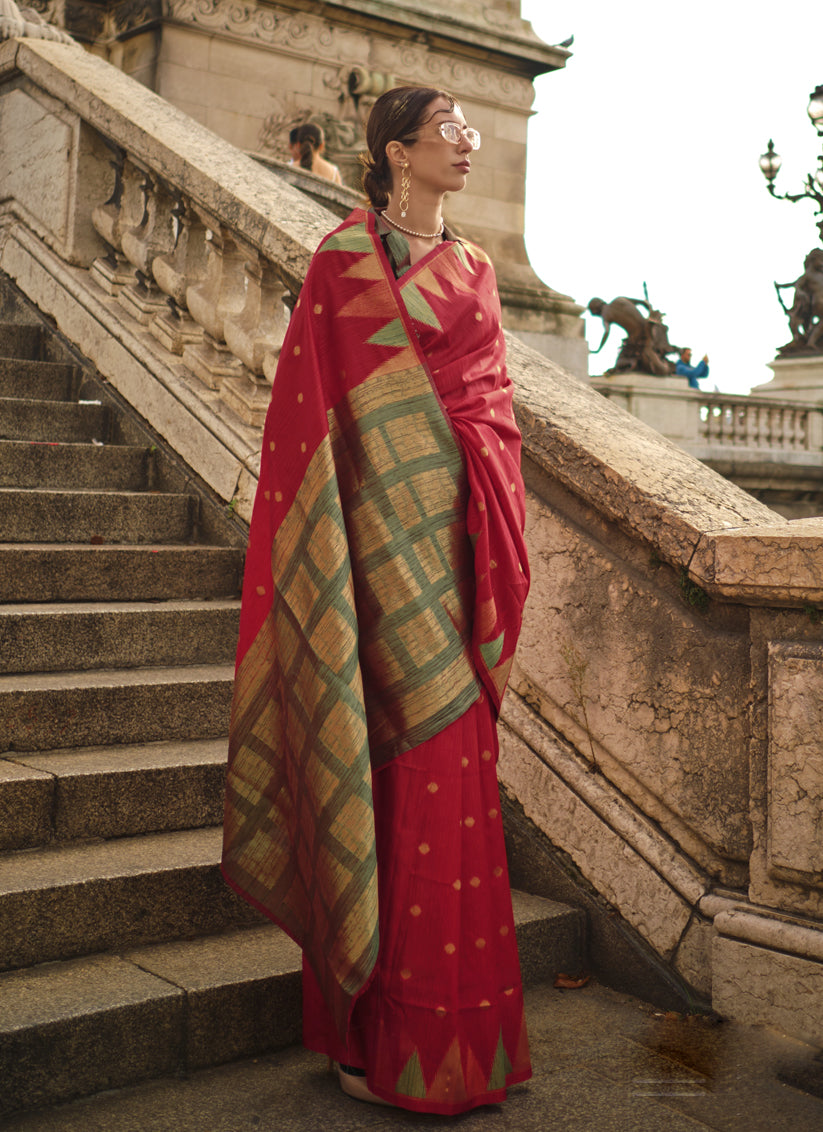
[760,86,823,358]
[759,86,823,231]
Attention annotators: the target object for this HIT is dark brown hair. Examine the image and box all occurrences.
[361,86,456,209]
[297,123,323,172]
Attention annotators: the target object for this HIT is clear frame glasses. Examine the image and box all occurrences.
[437,121,481,150]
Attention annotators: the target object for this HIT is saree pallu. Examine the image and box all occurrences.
[221,208,530,1111]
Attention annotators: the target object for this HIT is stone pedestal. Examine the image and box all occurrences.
[591,371,700,443]
[753,354,823,401]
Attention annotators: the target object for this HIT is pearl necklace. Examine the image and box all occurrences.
[380,211,444,240]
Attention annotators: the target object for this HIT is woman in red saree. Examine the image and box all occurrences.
[222,86,531,1114]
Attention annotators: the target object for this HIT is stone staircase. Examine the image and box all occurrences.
[0,284,586,1119]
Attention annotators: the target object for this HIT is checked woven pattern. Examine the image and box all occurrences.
[329,363,480,765]
[224,434,378,1030]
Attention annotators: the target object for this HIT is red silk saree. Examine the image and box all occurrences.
[222,208,530,1112]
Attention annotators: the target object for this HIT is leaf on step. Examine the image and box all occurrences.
[554,973,591,989]
[89,535,106,545]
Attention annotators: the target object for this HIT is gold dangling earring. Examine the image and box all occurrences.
[399,164,410,218]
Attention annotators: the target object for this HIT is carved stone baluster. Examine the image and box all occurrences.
[759,405,770,447]
[798,409,809,451]
[183,218,246,390]
[151,195,208,355]
[90,152,143,294]
[118,168,176,325]
[222,253,290,427]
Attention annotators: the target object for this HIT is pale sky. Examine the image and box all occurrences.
[520,0,823,394]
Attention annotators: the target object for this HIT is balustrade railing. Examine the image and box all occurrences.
[87,150,299,428]
[698,393,811,450]
[594,374,823,458]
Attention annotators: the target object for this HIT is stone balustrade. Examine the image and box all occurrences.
[592,372,823,457]
[4,37,823,1049]
[698,392,817,450]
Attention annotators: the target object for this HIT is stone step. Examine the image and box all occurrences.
[0,827,259,973]
[0,396,108,442]
[0,438,150,490]
[0,891,581,1118]
[0,357,78,400]
[0,738,228,850]
[0,544,244,602]
[0,487,196,543]
[0,663,233,752]
[0,599,240,674]
[0,322,44,359]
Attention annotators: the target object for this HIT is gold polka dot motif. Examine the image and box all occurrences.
[418,842,430,855]
[444,943,456,955]
[410,904,422,917]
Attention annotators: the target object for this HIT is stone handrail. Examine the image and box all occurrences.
[4,37,823,1045]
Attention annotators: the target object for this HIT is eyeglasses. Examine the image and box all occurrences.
[437,122,481,150]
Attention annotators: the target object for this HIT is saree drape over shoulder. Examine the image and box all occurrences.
[222,208,530,1112]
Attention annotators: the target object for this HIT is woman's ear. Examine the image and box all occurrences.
[385,140,407,169]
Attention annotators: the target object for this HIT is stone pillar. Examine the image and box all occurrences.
[753,354,823,401]
[591,372,702,444]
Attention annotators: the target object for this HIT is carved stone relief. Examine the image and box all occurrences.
[163,0,534,111]
[768,642,823,887]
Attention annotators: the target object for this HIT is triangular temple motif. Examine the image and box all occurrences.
[320,225,375,256]
[367,318,411,348]
[409,262,448,302]
[337,284,392,321]
[340,254,386,282]
[401,281,442,330]
[487,1028,513,1090]
[396,1049,427,1099]
[427,1036,468,1107]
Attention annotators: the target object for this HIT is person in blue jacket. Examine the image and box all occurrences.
[676,347,709,389]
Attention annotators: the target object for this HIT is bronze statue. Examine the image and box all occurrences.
[587,295,679,376]
[776,248,823,355]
